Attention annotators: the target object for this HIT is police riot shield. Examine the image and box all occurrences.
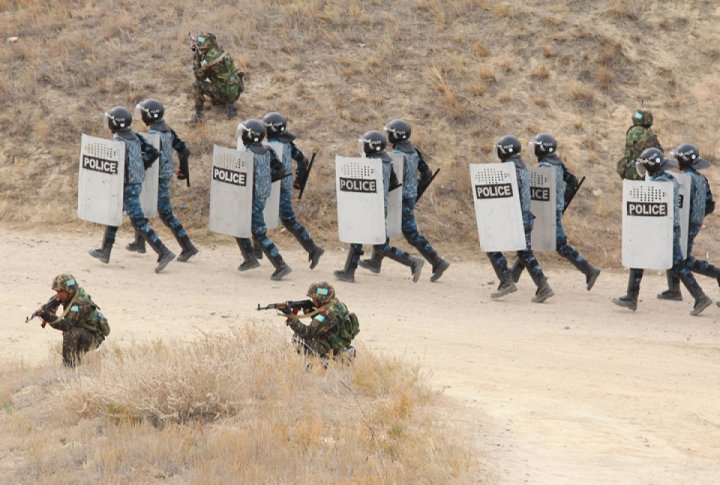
[336,156,386,244]
[386,152,404,238]
[470,163,526,252]
[263,141,283,230]
[137,132,159,219]
[622,180,674,269]
[77,134,125,226]
[209,145,254,238]
[669,170,691,258]
[528,165,557,252]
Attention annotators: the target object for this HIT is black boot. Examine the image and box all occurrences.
[491,270,517,298]
[510,258,524,283]
[524,256,554,303]
[89,227,114,264]
[384,250,423,283]
[308,244,324,270]
[126,230,146,253]
[177,234,198,262]
[263,245,291,281]
[226,103,237,119]
[253,237,264,260]
[146,235,175,273]
[358,250,383,274]
[334,248,359,283]
[430,257,450,282]
[612,269,642,311]
[657,271,682,301]
[572,259,601,291]
[236,238,259,271]
[677,270,712,316]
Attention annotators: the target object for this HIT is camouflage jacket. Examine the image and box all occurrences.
[194,46,244,98]
[288,298,350,357]
[617,126,662,180]
[46,287,107,337]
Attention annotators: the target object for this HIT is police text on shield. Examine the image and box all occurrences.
[82,155,118,175]
[213,166,247,186]
[475,183,513,200]
[339,177,377,193]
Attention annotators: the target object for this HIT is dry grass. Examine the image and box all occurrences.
[1,0,720,267]
[0,325,480,483]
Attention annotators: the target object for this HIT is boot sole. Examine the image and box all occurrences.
[88,250,110,264]
[333,271,355,283]
[271,266,292,281]
[125,246,146,254]
[611,297,637,312]
[656,292,683,301]
[491,284,517,299]
[155,252,176,273]
[238,260,260,271]
[532,288,555,303]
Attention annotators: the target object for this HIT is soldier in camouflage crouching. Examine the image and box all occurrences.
[286,282,359,364]
[616,107,662,180]
[37,274,110,367]
[189,32,244,124]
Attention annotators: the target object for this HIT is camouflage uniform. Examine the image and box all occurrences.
[267,132,324,268]
[191,33,244,121]
[41,274,109,367]
[487,153,553,302]
[361,141,449,281]
[287,283,356,360]
[617,110,662,180]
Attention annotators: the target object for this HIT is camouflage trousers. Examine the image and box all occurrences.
[62,327,103,367]
[193,80,241,110]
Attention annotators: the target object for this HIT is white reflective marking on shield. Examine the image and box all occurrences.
[470,163,525,252]
[622,180,674,269]
[386,152,404,239]
[263,141,284,230]
[77,134,125,226]
[668,171,691,258]
[137,132,159,219]
[208,145,254,238]
[336,156,385,244]
[528,166,557,252]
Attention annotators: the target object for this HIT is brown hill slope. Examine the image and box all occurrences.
[2,0,720,267]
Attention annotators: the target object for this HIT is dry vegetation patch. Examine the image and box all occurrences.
[0,325,480,483]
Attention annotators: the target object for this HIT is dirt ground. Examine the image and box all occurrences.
[3,227,719,484]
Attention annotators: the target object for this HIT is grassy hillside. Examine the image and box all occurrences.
[2,0,720,267]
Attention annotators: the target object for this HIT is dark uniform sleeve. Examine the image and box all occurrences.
[268,146,285,182]
[562,164,578,201]
[389,164,400,190]
[171,129,190,158]
[138,135,160,169]
[290,142,309,181]
[703,174,715,215]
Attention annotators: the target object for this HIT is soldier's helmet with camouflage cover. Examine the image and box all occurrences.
[51,273,78,294]
[307,281,335,306]
[193,32,218,53]
[632,109,653,127]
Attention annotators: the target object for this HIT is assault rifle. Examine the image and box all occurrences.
[26,295,60,328]
[297,151,317,200]
[257,299,316,315]
[563,175,586,214]
[416,168,440,203]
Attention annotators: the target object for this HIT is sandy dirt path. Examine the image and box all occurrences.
[2,228,719,484]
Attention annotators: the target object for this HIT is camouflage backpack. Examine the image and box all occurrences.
[338,312,360,342]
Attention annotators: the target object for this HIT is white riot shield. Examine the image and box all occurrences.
[263,141,283,230]
[669,171,691,258]
[622,180,674,269]
[137,132,160,219]
[386,152,404,238]
[528,166,557,252]
[470,163,526,252]
[336,156,385,244]
[209,145,254,238]
[78,134,125,226]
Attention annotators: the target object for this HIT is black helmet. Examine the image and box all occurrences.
[384,119,412,144]
[636,147,667,177]
[262,112,287,136]
[530,133,557,158]
[632,109,653,127]
[136,99,164,125]
[359,130,387,156]
[494,135,521,160]
[105,106,132,133]
[237,119,266,146]
[672,143,710,170]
